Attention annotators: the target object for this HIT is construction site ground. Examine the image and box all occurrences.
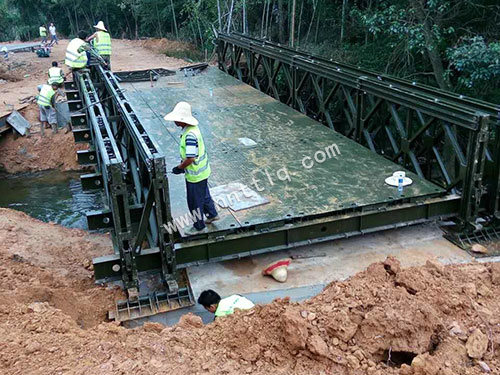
[0,38,187,173]
[0,39,499,375]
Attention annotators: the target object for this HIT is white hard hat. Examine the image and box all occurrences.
[163,102,199,126]
[94,21,107,31]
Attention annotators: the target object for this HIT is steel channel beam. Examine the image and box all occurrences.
[96,66,163,163]
[93,66,178,292]
[78,71,139,291]
[228,32,500,118]
[93,194,460,282]
[219,34,484,129]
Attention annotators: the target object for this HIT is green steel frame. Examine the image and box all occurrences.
[217,32,500,232]
[69,34,499,300]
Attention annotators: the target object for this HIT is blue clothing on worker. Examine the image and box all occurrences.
[184,133,198,157]
[186,179,218,230]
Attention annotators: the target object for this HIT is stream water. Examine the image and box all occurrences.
[0,170,103,229]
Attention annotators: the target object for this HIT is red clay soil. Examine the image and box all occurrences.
[0,209,498,375]
[0,117,86,173]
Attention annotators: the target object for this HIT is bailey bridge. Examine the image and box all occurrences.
[66,33,500,321]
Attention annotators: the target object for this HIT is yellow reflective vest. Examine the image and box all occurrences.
[48,67,64,85]
[39,27,47,37]
[93,31,111,56]
[65,38,88,68]
[180,125,211,183]
[37,85,55,107]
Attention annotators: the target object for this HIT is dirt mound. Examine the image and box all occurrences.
[140,38,195,55]
[0,208,121,332]
[0,123,86,173]
[0,220,498,375]
[0,61,23,82]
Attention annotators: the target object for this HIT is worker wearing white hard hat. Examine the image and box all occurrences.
[164,102,219,235]
[86,21,112,68]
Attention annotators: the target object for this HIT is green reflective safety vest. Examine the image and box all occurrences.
[180,125,211,183]
[48,67,64,85]
[65,38,88,68]
[93,31,111,56]
[39,27,47,37]
[37,85,55,107]
[215,295,255,318]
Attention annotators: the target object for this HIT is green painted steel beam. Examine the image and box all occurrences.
[71,113,87,128]
[227,32,500,118]
[72,127,91,143]
[77,149,97,165]
[80,172,103,190]
[92,194,460,281]
[86,204,145,230]
[218,34,484,129]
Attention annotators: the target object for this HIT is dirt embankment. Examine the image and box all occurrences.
[0,208,120,327]
[0,129,85,173]
[0,38,188,174]
[0,208,498,375]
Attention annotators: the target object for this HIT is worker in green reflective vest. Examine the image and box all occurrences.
[37,82,60,133]
[39,25,47,43]
[164,102,219,234]
[47,61,65,85]
[198,289,255,318]
[86,21,112,68]
[65,31,90,73]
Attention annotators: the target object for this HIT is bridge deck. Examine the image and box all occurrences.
[122,68,446,240]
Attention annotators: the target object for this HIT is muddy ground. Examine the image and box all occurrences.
[0,38,188,173]
[0,207,498,375]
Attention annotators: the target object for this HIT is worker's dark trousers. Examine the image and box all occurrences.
[186,179,218,230]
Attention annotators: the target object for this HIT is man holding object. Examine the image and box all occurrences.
[164,102,219,234]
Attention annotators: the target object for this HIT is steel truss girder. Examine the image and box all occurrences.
[76,71,138,291]
[91,67,178,294]
[93,194,460,282]
[217,33,500,230]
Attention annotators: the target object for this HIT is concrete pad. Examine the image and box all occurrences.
[128,222,474,327]
[188,222,473,299]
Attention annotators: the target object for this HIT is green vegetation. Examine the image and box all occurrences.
[0,0,499,101]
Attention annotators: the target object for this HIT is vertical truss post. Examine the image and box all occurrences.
[151,159,179,293]
[459,115,490,227]
[490,124,500,222]
[353,86,364,143]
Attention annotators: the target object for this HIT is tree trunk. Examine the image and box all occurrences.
[264,0,271,37]
[290,0,296,47]
[340,0,347,42]
[297,0,303,46]
[242,0,247,34]
[227,0,235,33]
[155,2,163,38]
[305,0,317,43]
[411,0,451,90]
[261,0,267,38]
[170,0,178,38]
[217,0,222,31]
[277,0,286,43]
[314,3,321,44]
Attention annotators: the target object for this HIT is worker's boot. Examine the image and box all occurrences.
[183,226,208,236]
[205,215,220,224]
